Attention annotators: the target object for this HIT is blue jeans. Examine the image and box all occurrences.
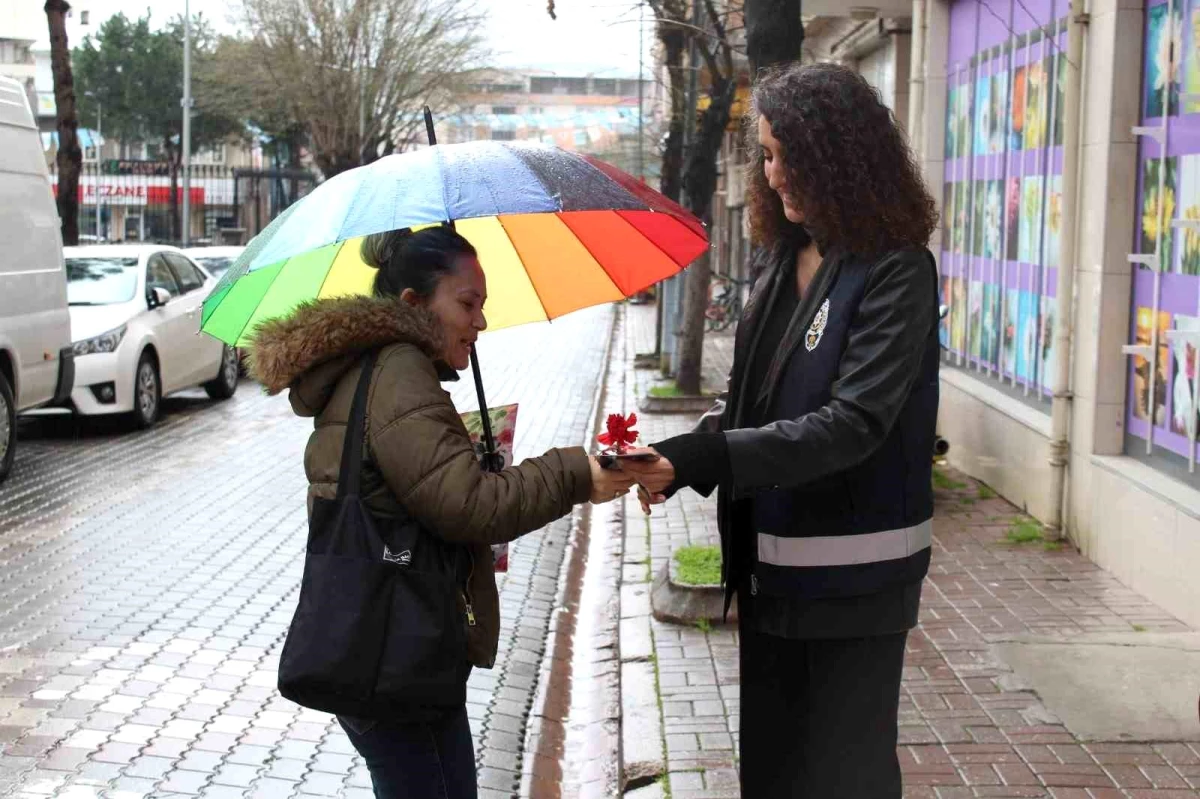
[339,707,477,799]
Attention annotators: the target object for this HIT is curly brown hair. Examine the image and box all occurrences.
[746,62,938,256]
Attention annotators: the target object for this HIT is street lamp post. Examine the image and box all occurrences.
[181,0,192,246]
[85,91,102,241]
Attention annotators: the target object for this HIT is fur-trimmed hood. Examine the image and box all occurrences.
[249,294,454,413]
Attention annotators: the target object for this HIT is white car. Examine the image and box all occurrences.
[183,246,245,279]
[62,245,240,428]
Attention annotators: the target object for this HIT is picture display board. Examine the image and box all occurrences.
[1127,0,1200,473]
[941,0,1066,402]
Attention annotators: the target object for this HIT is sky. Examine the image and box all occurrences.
[12,0,651,79]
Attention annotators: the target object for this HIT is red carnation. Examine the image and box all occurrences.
[598,412,639,454]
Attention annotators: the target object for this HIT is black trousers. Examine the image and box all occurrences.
[738,618,907,798]
[339,706,477,799]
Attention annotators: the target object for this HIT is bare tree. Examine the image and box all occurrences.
[45,0,81,246]
[652,0,689,205]
[238,0,486,178]
[745,0,801,77]
[653,0,739,396]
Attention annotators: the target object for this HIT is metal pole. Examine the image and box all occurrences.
[181,0,192,247]
[637,0,645,181]
[96,99,102,241]
[359,33,366,160]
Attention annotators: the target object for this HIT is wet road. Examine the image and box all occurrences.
[0,305,612,799]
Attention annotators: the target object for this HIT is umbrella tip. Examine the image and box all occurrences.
[423,107,436,147]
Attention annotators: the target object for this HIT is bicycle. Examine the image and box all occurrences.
[705,273,750,332]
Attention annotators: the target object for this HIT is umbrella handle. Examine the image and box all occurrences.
[469,344,503,473]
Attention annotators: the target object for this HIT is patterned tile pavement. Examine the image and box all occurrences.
[617,303,1200,799]
[0,306,614,799]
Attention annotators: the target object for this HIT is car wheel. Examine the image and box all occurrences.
[0,370,15,484]
[131,353,161,429]
[204,345,239,400]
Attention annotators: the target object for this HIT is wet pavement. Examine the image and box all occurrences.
[0,305,613,799]
[615,303,1200,799]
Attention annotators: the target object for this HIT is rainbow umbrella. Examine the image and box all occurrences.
[200,141,708,348]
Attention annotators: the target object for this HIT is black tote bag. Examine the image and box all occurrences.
[278,351,468,718]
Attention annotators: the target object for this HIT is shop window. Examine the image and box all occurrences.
[940,1,1067,410]
[1126,0,1200,481]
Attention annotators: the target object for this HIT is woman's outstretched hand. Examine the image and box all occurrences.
[587,456,637,504]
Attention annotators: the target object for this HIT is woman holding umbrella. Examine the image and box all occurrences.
[622,62,940,797]
[250,226,636,798]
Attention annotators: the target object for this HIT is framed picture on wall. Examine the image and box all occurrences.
[1145,2,1182,119]
[1141,157,1178,270]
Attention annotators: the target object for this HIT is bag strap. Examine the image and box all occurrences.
[336,350,380,501]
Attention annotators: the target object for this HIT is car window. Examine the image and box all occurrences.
[193,256,233,277]
[166,253,205,294]
[146,254,181,298]
[65,257,140,305]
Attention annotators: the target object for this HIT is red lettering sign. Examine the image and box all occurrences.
[50,185,206,204]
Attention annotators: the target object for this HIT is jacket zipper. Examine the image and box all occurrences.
[750,574,759,596]
[463,547,477,627]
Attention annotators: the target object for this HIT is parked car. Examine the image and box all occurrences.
[0,77,74,484]
[182,246,248,374]
[182,246,245,279]
[60,244,239,428]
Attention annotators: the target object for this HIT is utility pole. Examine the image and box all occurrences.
[181,0,192,246]
[358,19,366,161]
[94,97,102,241]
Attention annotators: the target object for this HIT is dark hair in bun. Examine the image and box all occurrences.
[360,226,477,299]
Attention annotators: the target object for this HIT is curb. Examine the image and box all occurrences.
[523,304,624,796]
[619,516,668,796]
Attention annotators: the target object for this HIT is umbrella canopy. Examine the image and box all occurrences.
[202,140,708,347]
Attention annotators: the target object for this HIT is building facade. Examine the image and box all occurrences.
[907,0,1200,627]
[439,69,655,179]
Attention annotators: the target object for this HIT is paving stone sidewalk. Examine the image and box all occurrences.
[0,307,613,799]
[616,303,1200,799]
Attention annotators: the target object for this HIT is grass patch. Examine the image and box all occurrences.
[978,484,997,500]
[933,468,968,491]
[648,382,719,399]
[649,382,684,398]
[674,545,722,586]
[1133,624,1147,632]
[695,618,712,634]
[1005,519,1044,545]
[960,497,976,506]
[1042,540,1063,552]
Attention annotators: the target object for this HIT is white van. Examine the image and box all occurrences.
[0,77,74,484]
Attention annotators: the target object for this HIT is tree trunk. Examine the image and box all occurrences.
[652,16,688,361]
[674,80,736,396]
[46,0,80,247]
[316,149,359,179]
[745,0,804,77]
[658,23,686,204]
